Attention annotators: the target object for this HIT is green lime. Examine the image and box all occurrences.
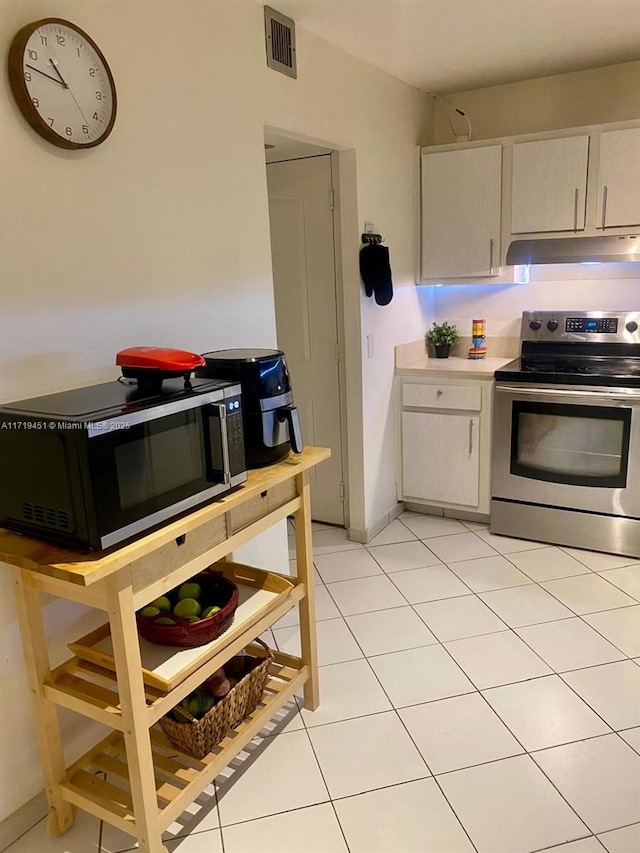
[151,596,171,611]
[185,614,200,622]
[178,582,202,601]
[173,598,202,619]
[202,605,222,618]
[155,616,176,626]
[183,690,209,719]
[139,605,161,618]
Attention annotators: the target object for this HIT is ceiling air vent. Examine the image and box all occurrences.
[265,6,297,79]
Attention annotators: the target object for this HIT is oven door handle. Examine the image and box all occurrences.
[495,384,640,403]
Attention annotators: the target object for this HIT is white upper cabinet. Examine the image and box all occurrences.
[596,128,640,229]
[422,144,502,279]
[511,136,590,234]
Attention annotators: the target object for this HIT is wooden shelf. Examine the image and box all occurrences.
[47,580,305,726]
[70,562,297,692]
[0,446,330,587]
[59,652,307,839]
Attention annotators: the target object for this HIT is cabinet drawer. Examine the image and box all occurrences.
[228,480,297,534]
[402,383,481,411]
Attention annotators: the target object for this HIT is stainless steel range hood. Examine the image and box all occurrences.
[506,235,640,266]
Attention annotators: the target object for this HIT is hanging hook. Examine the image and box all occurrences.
[361,233,383,245]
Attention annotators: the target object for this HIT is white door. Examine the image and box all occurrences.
[267,155,344,525]
[511,136,589,233]
[597,128,640,229]
[401,411,480,508]
[422,144,502,279]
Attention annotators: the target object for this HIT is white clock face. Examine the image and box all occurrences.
[20,21,115,146]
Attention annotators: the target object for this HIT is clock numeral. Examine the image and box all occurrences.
[27,49,37,61]
[56,35,65,46]
[47,118,54,126]
[89,68,96,77]
[39,35,48,46]
[93,112,99,120]
[32,97,39,107]
[65,126,73,136]
[24,71,31,82]
[76,48,81,57]
[95,91,102,100]
[82,125,89,135]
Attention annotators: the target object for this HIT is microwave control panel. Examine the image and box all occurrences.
[224,396,246,476]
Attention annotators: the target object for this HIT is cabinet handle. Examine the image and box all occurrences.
[601,185,608,230]
[436,389,443,397]
[469,419,474,455]
[489,238,495,275]
[573,188,579,232]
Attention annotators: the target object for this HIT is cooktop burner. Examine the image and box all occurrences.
[496,356,640,388]
[495,310,640,388]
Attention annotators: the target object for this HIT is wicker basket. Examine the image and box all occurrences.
[159,639,273,758]
[137,569,238,648]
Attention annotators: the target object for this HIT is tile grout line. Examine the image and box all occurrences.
[305,529,639,844]
[332,612,481,853]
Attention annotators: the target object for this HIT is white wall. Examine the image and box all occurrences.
[433,60,640,143]
[433,265,640,341]
[0,0,432,819]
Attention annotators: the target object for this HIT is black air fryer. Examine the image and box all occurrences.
[198,349,303,468]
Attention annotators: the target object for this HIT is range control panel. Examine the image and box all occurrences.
[521,311,640,343]
[565,317,618,333]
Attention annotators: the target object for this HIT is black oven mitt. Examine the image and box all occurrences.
[359,243,394,306]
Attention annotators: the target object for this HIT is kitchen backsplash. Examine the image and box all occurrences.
[431,264,640,338]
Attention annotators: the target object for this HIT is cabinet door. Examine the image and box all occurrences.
[422,145,502,279]
[597,128,640,229]
[511,136,589,233]
[402,411,480,507]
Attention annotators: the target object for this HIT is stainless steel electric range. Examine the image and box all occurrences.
[491,310,640,558]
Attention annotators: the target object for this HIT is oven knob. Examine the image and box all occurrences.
[627,320,638,333]
[529,320,541,331]
[547,320,559,331]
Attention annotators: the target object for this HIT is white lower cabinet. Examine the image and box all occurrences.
[402,411,480,506]
[399,377,493,514]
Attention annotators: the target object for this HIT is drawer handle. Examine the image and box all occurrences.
[436,389,443,397]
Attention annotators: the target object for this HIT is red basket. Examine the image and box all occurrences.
[136,570,238,648]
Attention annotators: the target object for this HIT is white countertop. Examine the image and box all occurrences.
[396,355,515,379]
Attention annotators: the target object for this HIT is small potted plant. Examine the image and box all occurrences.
[425,321,460,358]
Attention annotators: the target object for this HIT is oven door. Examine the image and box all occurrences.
[492,383,640,519]
[86,393,238,548]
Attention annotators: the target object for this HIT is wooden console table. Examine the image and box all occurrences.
[0,446,330,853]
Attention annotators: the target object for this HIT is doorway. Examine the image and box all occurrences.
[265,135,346,526]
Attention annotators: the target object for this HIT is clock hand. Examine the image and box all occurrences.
[49,58,90,126]
[48,58,69,88]
[25,64,65,86]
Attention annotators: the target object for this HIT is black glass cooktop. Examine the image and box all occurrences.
[495,356,640,388]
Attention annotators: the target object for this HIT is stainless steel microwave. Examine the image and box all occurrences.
[0,376,247,550]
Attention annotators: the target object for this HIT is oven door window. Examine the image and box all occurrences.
[89,408,217,534]
[511,402,631,488]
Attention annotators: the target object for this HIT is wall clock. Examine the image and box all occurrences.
[8,18,117,149]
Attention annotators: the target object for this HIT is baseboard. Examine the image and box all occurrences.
[405,502,490,524]
[348,502,405,544]
[0,791,46,853]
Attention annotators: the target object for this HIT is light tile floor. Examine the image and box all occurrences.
[8,514,640,853]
